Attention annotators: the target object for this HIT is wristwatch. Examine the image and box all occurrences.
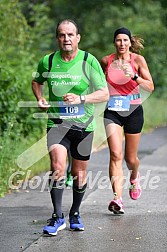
[80,95,85,104]
[132,73,139,81]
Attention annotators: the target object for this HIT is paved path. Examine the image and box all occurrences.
[0,126,167,252]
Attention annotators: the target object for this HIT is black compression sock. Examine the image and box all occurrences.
[49,179,65,217]
[70,182,87,215]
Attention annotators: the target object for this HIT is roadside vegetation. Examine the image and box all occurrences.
[0,0,167,197]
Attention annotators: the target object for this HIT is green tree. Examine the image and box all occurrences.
[0,0,53,195]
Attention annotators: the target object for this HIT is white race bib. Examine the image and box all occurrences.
[58,101,85,119]
[108,96,130,111]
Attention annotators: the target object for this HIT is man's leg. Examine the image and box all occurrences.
[43,140,67,235]
[70,158,88,214]
[68,131,93,231]
[49,144,67,217]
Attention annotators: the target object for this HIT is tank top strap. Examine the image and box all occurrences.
[108,53,115,66]
[106,54,115,73]
[106,53,137,73]
[130,53,136,71]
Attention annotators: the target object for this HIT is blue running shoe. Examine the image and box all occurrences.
[43,214,66,236]
[69,212,84,231]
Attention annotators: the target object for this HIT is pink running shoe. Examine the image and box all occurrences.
[129,173,141,200]
[108,198,124,214]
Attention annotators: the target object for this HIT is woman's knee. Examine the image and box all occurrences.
[110,151,122,162]
[124,155,139,167]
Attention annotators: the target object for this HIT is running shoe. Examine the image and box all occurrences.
[43,213,66,236]
[69,212,84,231]
[129,172,141,200]
[65,171,73,187]
[108,198,124,214]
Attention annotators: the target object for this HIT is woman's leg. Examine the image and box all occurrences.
[124,133,141,180]
[124,133,142,200]
[105,123,123,199]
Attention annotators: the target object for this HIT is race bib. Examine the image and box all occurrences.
[58,101,85,119]
[108,96,130,111]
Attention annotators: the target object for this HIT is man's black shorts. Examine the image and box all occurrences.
[104,104,144,134]
[47,125,94,161]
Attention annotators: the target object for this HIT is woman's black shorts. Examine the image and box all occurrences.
[104,105,144,134]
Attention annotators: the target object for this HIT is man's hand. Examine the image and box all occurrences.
[63,93,81,104]
[38,97,50,111]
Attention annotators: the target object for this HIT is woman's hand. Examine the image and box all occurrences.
[122,63,134,78]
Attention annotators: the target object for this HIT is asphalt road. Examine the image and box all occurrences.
[0,126,167,252]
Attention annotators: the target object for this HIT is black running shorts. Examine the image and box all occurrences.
[104,105,144,134]
[47,126,94,161]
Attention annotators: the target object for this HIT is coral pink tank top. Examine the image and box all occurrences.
[106,53,141,104]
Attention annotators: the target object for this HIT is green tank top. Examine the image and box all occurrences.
[34,49,107,131]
